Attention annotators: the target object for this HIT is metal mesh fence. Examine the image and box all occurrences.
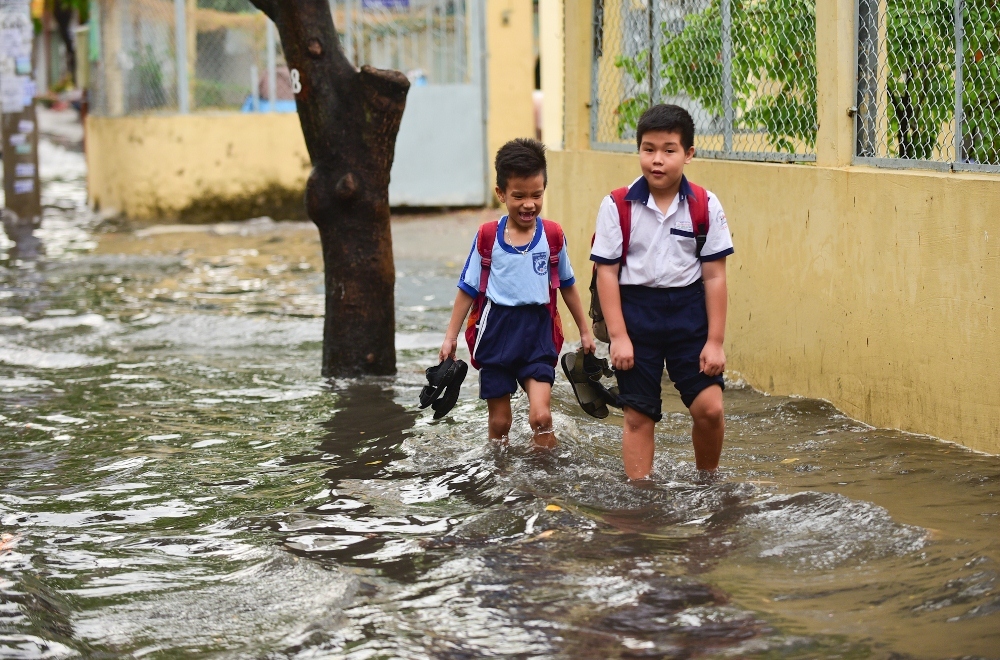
[855,0,1000,171]
[591,0,817,162]
[192,0,279,111]
[88,0,286,116]
[89,0,179,116]
[332,0,471,85]
[89,0,469,116]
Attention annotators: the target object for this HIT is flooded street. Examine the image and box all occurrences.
[1,141,998,659]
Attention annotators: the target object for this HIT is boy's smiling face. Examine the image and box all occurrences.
[639,130,695,193]
[496,172,546,232]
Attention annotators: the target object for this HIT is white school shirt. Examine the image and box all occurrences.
[590,175,734,288]
[458,216,576,306]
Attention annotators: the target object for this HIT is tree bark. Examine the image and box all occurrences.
[248,0,409,378]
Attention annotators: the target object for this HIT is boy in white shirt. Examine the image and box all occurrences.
[590,105,734,479]
[439,139,596,447]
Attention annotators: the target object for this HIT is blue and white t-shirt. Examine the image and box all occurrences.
[458,217,576,307]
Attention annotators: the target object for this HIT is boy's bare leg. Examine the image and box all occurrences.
[523,379,556,449]
[622,407,656,480]
[689,385,724,471]
[487,395,513,443]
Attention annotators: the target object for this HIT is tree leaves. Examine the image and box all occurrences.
[615,0,816,154]
[611,0,1000,164]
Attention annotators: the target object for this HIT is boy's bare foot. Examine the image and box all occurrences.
[531,429,557,450]
[695,468,720,485]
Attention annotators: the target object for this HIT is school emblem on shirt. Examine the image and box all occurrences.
[532,251,548,275]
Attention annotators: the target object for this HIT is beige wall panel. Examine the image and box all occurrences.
[562,1,592,151]
[486,0,536,194]
[538,0,564,149]
[86,113,311,219]
[548,149,1000,454]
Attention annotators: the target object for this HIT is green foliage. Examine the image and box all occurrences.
[59,0,89,22]
[132,45,167,110]
[613,50,650,136]
[883,0,1000,163]
[885,0,953,159]
[616,0,817,154]
[962,0,1000,164]
[197,0,258,12]
[612,0,1000,164]
[194,79,253,109]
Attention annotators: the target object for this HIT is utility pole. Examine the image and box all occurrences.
[0,0,42,259]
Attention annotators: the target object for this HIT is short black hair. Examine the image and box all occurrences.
[495,138,547,191]
[636,104,695,151]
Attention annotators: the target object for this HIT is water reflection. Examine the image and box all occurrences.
[315,382,419,481]
[0,139,998,658]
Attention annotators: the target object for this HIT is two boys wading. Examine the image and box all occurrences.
[435,105,734,480]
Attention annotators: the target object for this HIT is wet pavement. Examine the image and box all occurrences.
[0,139,998,659]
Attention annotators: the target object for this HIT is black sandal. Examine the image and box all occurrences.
[419,358,459,409]
[582,351,621,409]
[431,360,468,419]
[561,348,610,419]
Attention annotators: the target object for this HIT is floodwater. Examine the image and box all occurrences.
[0,141,998,660]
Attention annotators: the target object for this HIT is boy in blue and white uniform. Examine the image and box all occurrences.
[439,139,596,447]
[592,105,734,480]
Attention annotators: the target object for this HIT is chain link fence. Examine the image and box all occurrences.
[89,0,288,116]
[193,0,280,111]
[591,0,817,162]
[333,0,471,85]
[89,0,469,117]
[89,0,179,115]
[855,0,1000,172]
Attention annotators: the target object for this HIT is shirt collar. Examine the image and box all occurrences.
[497,216,543,254]
[624,175,697,205]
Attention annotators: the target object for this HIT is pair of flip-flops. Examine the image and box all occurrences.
[561,347,621,419]
[419,357,468,419]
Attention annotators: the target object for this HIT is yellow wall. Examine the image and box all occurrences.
[87,113,311,220]
[486,0,537,193]
[547,0,1000,454]
[87,1,537,218]
[539,0,564,149]
[548,151,1000,454]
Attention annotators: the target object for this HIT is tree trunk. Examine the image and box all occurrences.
[247,0,409,378]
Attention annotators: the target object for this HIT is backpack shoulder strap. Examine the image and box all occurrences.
[686,182,711,258]
[476,220,499,293]
[687,183,710,234]
[541,219,564,290]
[610,187,632,267]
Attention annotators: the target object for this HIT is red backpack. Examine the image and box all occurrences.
[465,219,566,370]
[588,182,711,342]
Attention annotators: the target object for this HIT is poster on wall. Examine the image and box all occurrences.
[0,0,41,224]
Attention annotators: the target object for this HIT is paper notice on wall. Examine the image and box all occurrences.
[0,1,32,112]
[14,162,33,177]
[0,71,22,112]
[0,21,31,67]
[16,118,30,132]
[0,28,26,60]
[13,178,33,194]
[20,75,31,105]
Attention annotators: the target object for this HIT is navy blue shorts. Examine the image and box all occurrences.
[473,302,557,400]
[615,282,724,421]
